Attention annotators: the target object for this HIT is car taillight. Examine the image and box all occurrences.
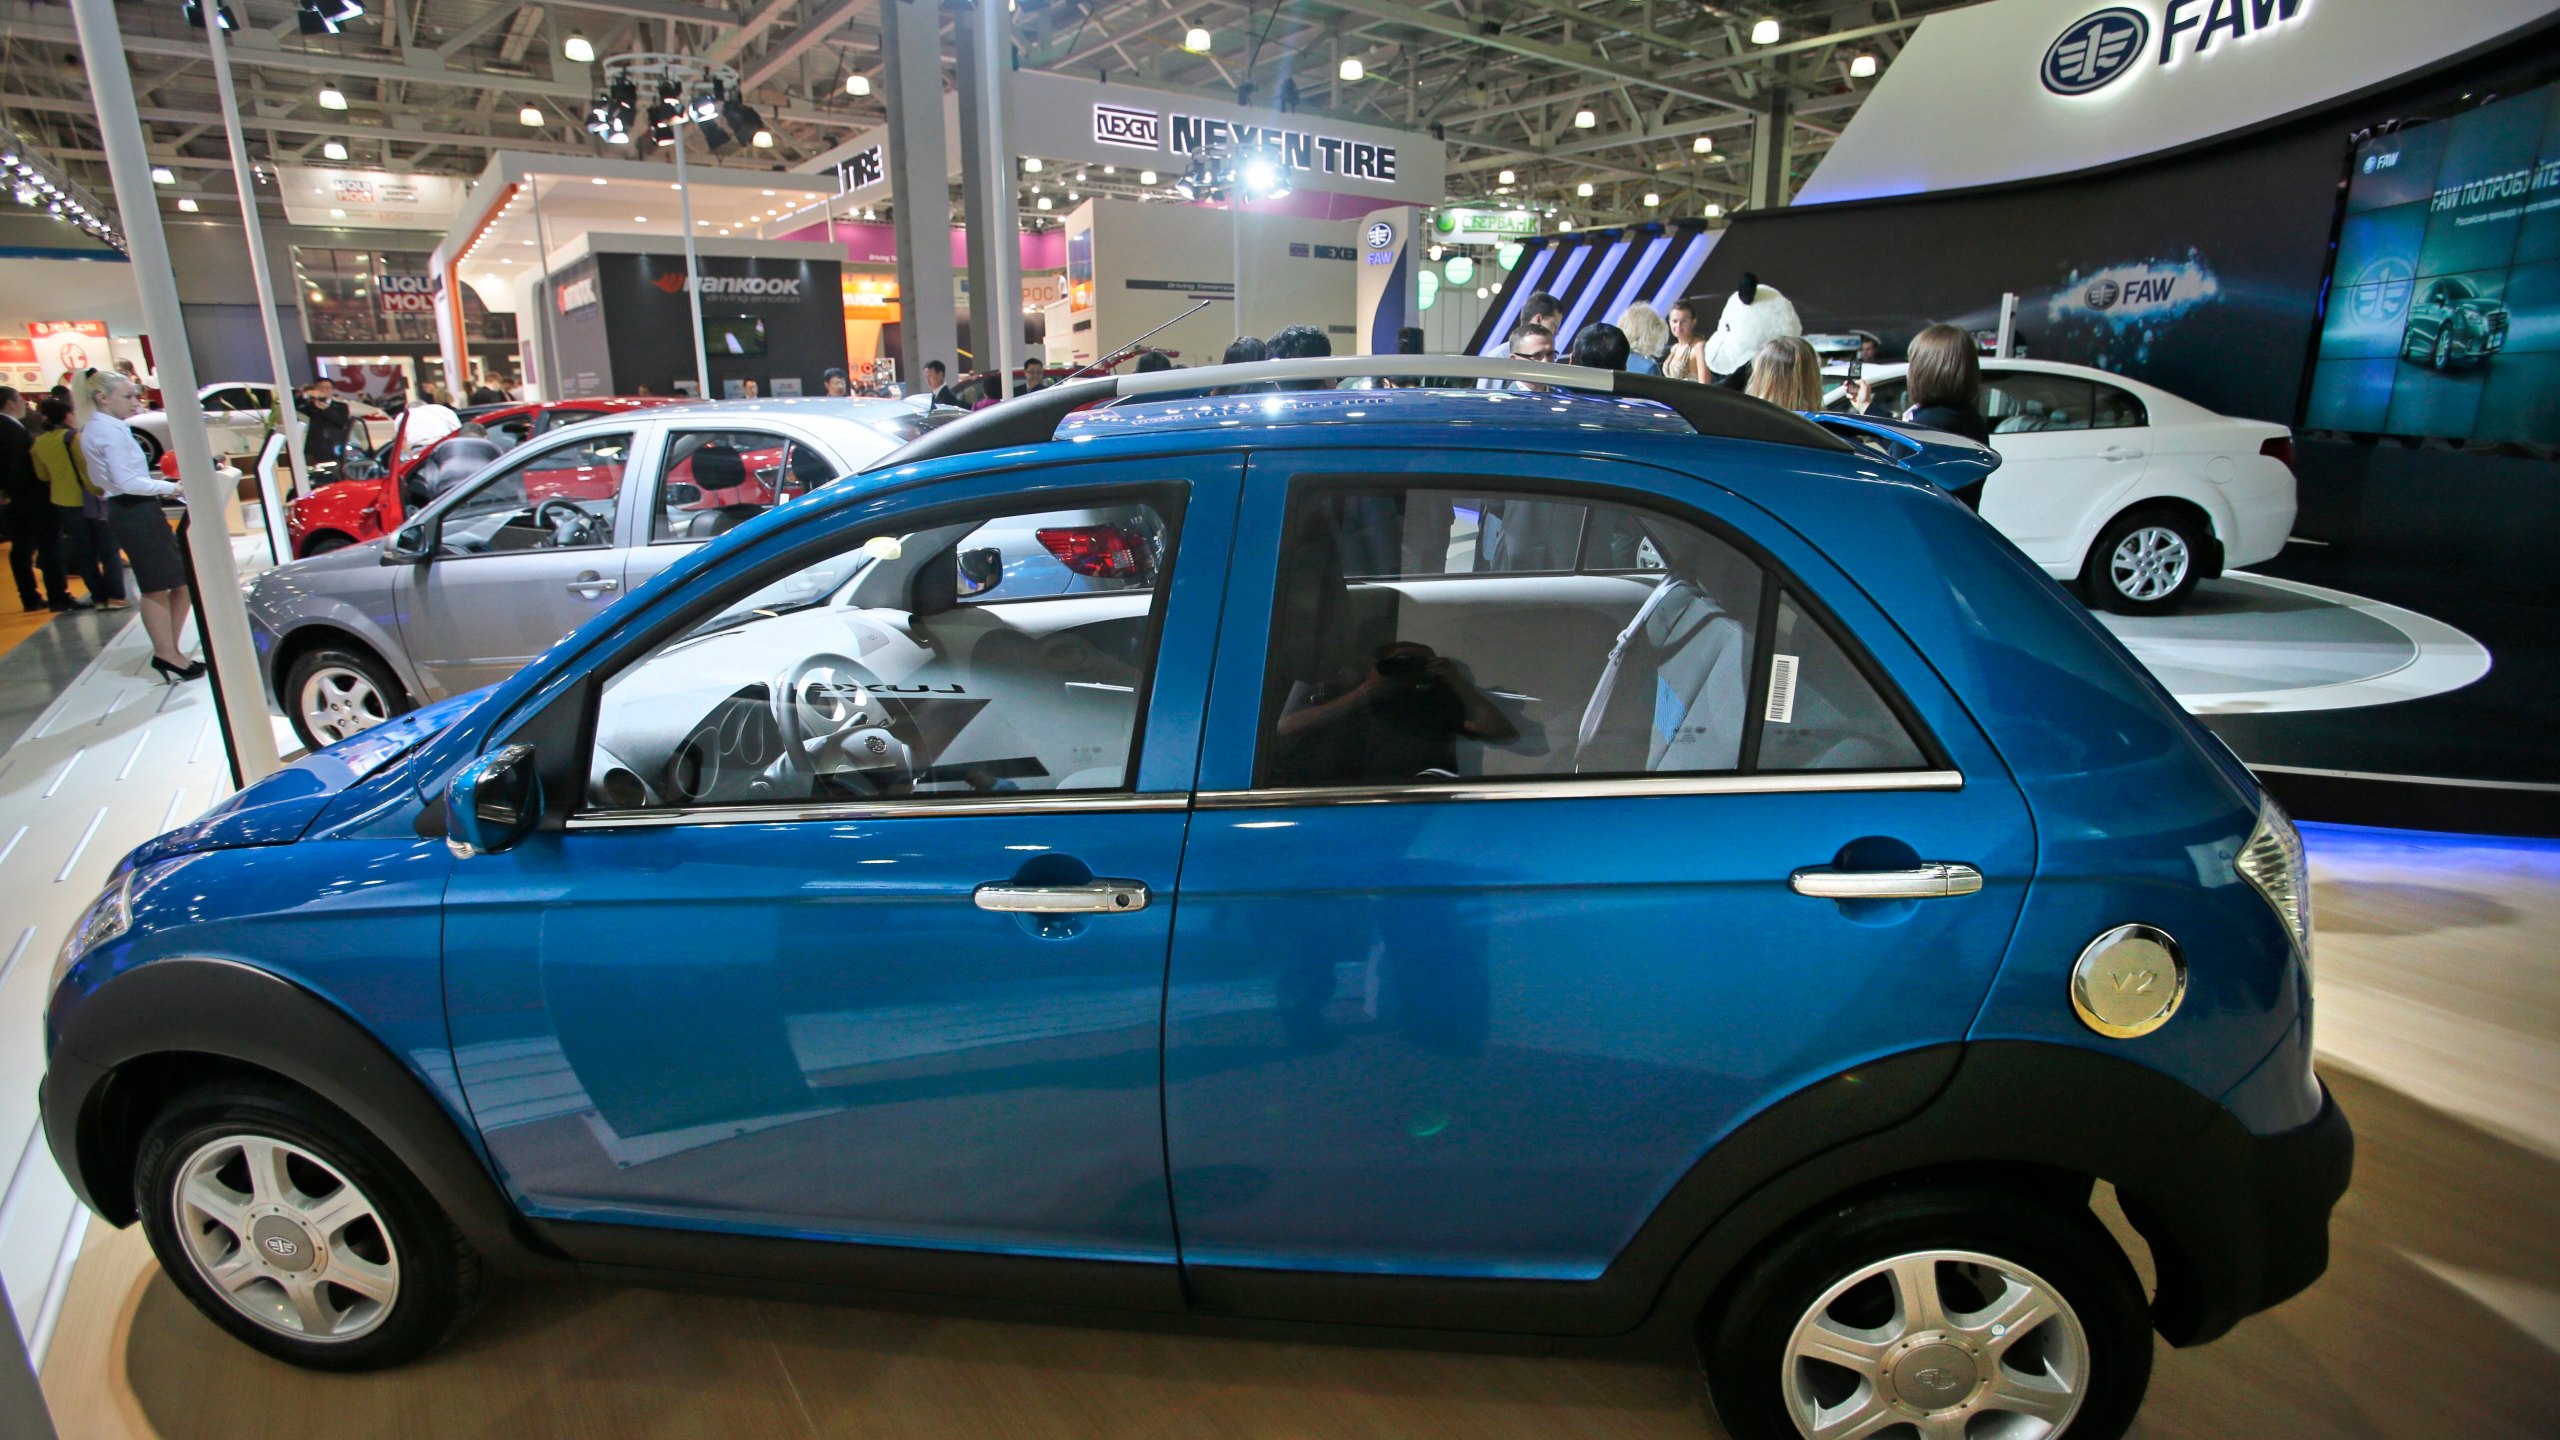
[2259,436,2294,472]
[1036,526,1147,579]
[2236,796,2313,977]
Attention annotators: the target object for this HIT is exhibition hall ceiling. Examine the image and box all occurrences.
[0,0,1958,237]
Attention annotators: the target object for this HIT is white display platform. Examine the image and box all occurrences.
[2097,572,2491,716]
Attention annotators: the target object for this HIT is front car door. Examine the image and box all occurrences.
[442,457,1239,1279]
[392,425,644,697]
[1163,452,2033,1326]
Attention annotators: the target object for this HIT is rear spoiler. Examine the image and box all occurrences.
[865,356,1853,473]
[1804,412,2001,497]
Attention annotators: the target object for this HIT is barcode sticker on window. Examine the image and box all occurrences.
[1765,654,1799,724]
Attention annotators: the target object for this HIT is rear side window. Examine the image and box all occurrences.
[1254,480,1932,789]
[1982,373,2096,433]
[2091,383,2148,429]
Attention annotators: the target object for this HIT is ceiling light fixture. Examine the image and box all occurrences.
[1497,168,1515,185]
[1575,181,1594,197]
[1338,57,1363,81]
[1704,202,1724,218]
[178,197,200,211]
[563,31,595,63]
[1751,17,1780,44]
[846,74,871,96]
[151,166,175,185]
[1573,108,1596,129]
[1693,135,1714,154]
[1183,26,1211,52]
[317,82,349,110]
[1139,169,1157,185]
[520,104,545,127]
[322,140,348,160]
[1642,191,1660,207]
[1849,53,1878,78]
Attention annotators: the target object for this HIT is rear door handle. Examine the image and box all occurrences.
[974,880,1151,914]
[566,572,620,598]
[1791,863,1983,899]
[2099,446,2144,461]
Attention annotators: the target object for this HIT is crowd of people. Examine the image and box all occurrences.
[0,370,203,678]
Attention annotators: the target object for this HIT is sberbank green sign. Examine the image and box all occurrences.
[1432,207,1538,241]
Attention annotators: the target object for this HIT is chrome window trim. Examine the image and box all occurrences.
[567,791,1190,829]
[1199,769,1964,809]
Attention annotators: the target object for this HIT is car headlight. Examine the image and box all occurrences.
[50,855,202,990]
[2234,796,2312,974]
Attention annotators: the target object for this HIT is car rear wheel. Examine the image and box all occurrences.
[134,1080,483,1370]
[2083,509,2203,614]
[301,532,354,557]
[1701,1186,2150,1440]
[284,644,409,751]
[133,430,164,467]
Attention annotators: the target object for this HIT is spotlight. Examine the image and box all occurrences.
[322,140,348,160]
[295,0,364,35]
[1183,26,1210,52]
[1750,17,1780,44]
[1338,57,1363,82]
[1573,108,1596,129]
[563,31,595,63]
[846,74,871,96]
[182,0,240,29]
[688,85,725,124]
[651,121,677,147]
[608,78,639,133]
[317,82,349,110]
[750,127,774,148]
[521,105,545,127]
[1693,135,1714,154]
[1849,53,1878,79]
[151,166,175,185]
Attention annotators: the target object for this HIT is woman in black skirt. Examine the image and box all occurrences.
[75,369,200,681]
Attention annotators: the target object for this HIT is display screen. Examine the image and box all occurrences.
[705,314,767,356]
[2304,82,2560,444]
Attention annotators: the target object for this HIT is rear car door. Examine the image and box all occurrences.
[622,423,836,594]
[1977,369,2145,568]
[1163,450,2034,1326]
[392,425,646,697]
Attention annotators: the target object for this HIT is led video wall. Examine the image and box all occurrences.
[2305,80,2560,444]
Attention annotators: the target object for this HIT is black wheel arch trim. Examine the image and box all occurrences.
[43,956,550,1273]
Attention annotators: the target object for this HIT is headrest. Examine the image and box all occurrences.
[687,442,747,487]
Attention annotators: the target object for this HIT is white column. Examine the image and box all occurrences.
[954,1,1020,381]
[879,0,955,385]
[672,129,712,398]
[70,0,278,784]
[199,12,313,500]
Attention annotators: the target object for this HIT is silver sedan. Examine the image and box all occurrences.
[246,398,929,750]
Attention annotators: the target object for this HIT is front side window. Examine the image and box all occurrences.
[586,489,1179,813]
[1255,481,1929,789]
[1982,373,2096,434]
[434,431,632,556]
[653,429,835,542]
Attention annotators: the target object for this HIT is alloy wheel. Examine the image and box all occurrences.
[2108,526,2190,603]
[1781,1249,2088,1439]
[171,1133,402,1344]
[2434,329,2453,368]
[299,665,389,743]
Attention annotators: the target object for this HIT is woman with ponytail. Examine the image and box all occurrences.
[75,369,200,681]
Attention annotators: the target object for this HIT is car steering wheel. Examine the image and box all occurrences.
[771,652,913,790]
[532,497,594,546]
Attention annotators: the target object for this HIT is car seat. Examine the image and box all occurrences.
[407,436,506,508]
[677,444,757,537]
[1573,529,1756,775]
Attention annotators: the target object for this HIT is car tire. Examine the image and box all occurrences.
[133,430,165,467]
[284,643,411,751]
[2433,328,2453,369]
[2082,508,2204,615]
[301,532,354,557]
[133,1078,485,1371]
[1700,1185,2151,1440]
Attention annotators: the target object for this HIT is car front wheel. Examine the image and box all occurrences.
[284,643,410,751]
[2083,509,2204,614]
[133,1079,484,1370]
[1701,1186,2151,1440]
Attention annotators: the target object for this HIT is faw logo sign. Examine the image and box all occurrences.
[2043,0,2308,98]
[650,272,806,299]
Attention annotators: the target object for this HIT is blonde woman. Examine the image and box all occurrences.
[75,369,199,681]
[1663,297,1711,381]
[1744,336,1826,412]
[1618,301,1672,375]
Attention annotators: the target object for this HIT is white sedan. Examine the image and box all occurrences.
[130,383,396,465]
[1829,359,2296,613]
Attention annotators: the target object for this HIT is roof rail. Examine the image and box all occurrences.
[867,355,1852,471]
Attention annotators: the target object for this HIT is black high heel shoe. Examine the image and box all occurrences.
[151,657,207,683]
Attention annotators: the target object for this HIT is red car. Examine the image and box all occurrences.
[284,398,678,557]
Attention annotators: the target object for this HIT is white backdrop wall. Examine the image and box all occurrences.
[1801,0,2560,204]
[1057,198,1361,368]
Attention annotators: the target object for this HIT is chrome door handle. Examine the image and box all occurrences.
[565,574,620,598]
[1790,863,1983,899]
[974,880,1151,914]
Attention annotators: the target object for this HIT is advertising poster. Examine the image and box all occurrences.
[2305,81,2560,444]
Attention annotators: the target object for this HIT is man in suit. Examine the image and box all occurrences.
[0,386,81,611]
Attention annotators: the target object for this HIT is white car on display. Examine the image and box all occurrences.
[129,383,397,465]
[1829,358,2297,613]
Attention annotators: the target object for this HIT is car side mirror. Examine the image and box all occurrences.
[956,546,1003,597]
[445,743,542,857]
[661,481,704,507]
[381,524,433,564]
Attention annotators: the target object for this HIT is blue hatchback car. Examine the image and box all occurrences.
[43,358,2347,1440]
